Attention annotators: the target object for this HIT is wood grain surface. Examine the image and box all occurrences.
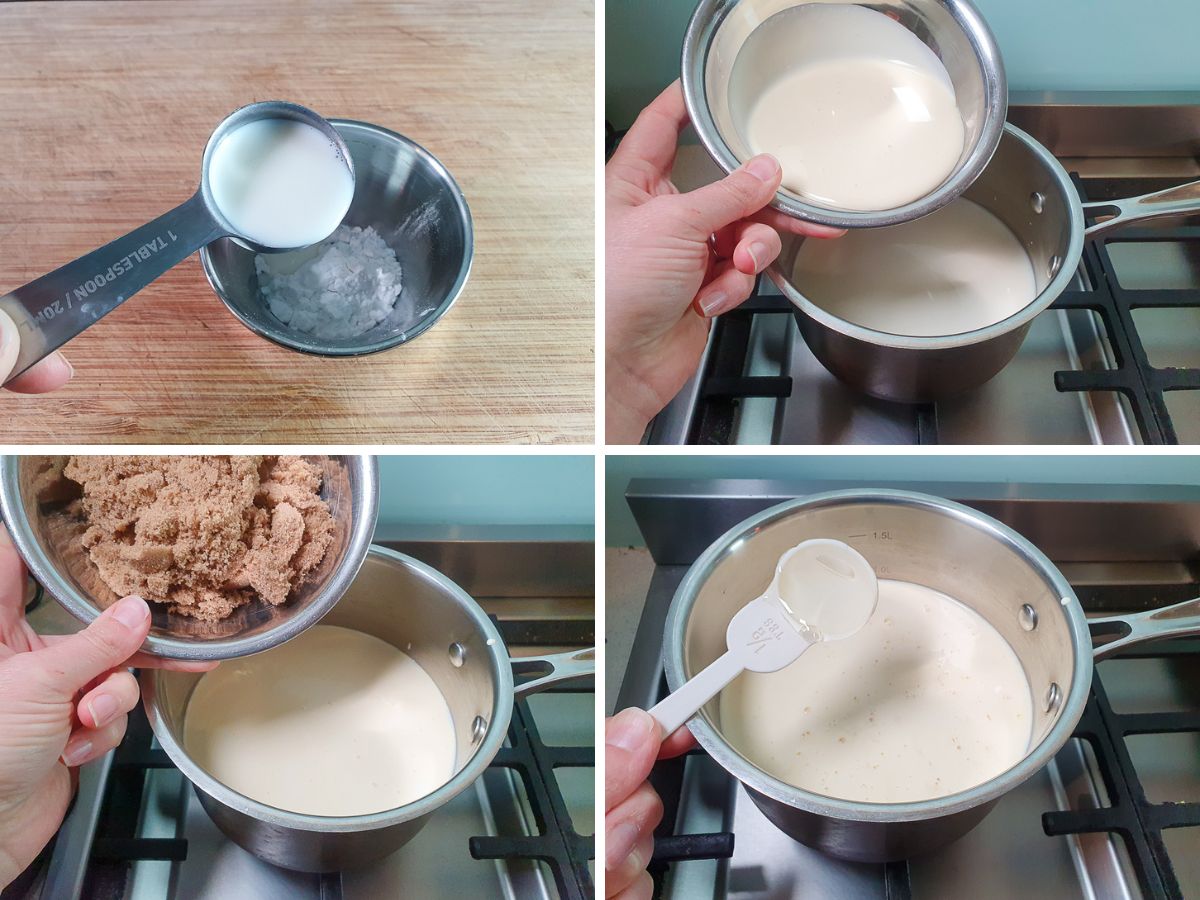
[0,0,594,444]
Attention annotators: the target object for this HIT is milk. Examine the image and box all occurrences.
[719,580,1033,803]
[792,198,1037,336]
[734,4,965,211]
[208,118,354,249]
[183,625,457,816]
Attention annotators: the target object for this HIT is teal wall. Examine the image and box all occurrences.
[606,455,1200,546]
[605,1,1200,129]
[377,455,594,529]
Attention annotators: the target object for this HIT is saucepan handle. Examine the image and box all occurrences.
[512,647,595,697]
[1089,597,1200,661]
[1082,179,1200,241]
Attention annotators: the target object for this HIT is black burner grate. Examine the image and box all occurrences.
[678,175,1200,445]
[1053,176,1200,445]
[82,707,187,900]
[647,669,736,896]
[469,688,596,900]
[1042,638,1200,900]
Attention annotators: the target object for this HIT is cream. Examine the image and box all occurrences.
[719,579,1033,803]
[183,625,456,816]
[792,198,1037,336]
[736,4,965,211]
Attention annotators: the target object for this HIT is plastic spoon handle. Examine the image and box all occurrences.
[647,650,745,737]
[0,192,225,384]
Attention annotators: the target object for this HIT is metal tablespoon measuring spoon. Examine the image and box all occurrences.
[648,539,879,736]
[0,100,355,385]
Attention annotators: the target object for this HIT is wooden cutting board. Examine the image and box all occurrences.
[0,0,594,444]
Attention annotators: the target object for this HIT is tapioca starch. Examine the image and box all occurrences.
[254,225,403,339]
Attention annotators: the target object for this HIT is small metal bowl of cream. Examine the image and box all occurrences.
[683,0,1007,228]
[200,120,473,356]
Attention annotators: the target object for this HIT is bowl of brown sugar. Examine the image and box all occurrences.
[0,455,378,660]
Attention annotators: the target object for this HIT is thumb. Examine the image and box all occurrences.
[0,308,19,384]
[672,154,782,238]
[605,707,662,811]
[29,595,151,697]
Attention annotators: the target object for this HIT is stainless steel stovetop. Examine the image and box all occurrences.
[649,93,1200,445]
[9,528,596,900]
[618,479,1200,898]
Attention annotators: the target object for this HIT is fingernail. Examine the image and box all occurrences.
[744,154,780,183]
[748,241,769,273]
[699,291,728,318]
[605,821,641,871]
[0,309,17,381]
[61,738,93,767]
[606,707,656,753]
[37,351,73,383]
[86,693,120,727]
[56,353,75,381]
[0,309,14,351]
[111,595,149,629]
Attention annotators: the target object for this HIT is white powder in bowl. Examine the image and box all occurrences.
[254,225,403,340]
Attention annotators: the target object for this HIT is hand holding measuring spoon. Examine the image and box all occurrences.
[648,539,879,736]
[0,101,354,387]
[0,308,72,393]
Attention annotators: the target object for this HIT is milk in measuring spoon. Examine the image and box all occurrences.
[208,118,354,249]
[792,199,1037,336]
[734,4,965,211]
[720,580,1033,803]
[183,625,456,816]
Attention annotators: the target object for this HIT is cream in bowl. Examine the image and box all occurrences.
[733,4,966,212]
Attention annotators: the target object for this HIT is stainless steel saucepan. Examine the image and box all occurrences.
[771,124,1200,403]
[142,545,595,872]
[662,489,1200,862]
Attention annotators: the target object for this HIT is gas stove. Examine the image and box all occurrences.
[645,93,1200,445]
[5,528,596,900]
[617,478,1200,899]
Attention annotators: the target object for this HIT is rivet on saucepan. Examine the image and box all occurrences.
[449,642,466,667]
[1030,191,1045,214]
[1045,682,1062,714]
[1048,255,1062,279]
[1019,604,1038,631]
[471,715,488,743]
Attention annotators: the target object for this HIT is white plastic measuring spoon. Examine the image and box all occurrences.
[648,538,879,736]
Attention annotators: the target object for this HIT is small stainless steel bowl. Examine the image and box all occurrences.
[200,120,473,356]
[682,0,1008,228]
[0,455,378,661]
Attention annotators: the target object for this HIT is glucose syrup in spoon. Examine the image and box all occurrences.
[648,539,878,736]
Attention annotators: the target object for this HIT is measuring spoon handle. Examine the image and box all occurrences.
[647,650,744,738]
[0,192,225,384]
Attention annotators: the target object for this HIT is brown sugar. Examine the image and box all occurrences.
[63,455,335,622]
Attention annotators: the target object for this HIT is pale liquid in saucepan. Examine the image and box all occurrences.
[736,4,965,211]
[791,199,1037,336]
[719,580,1033,803]
[183,625,457,816]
